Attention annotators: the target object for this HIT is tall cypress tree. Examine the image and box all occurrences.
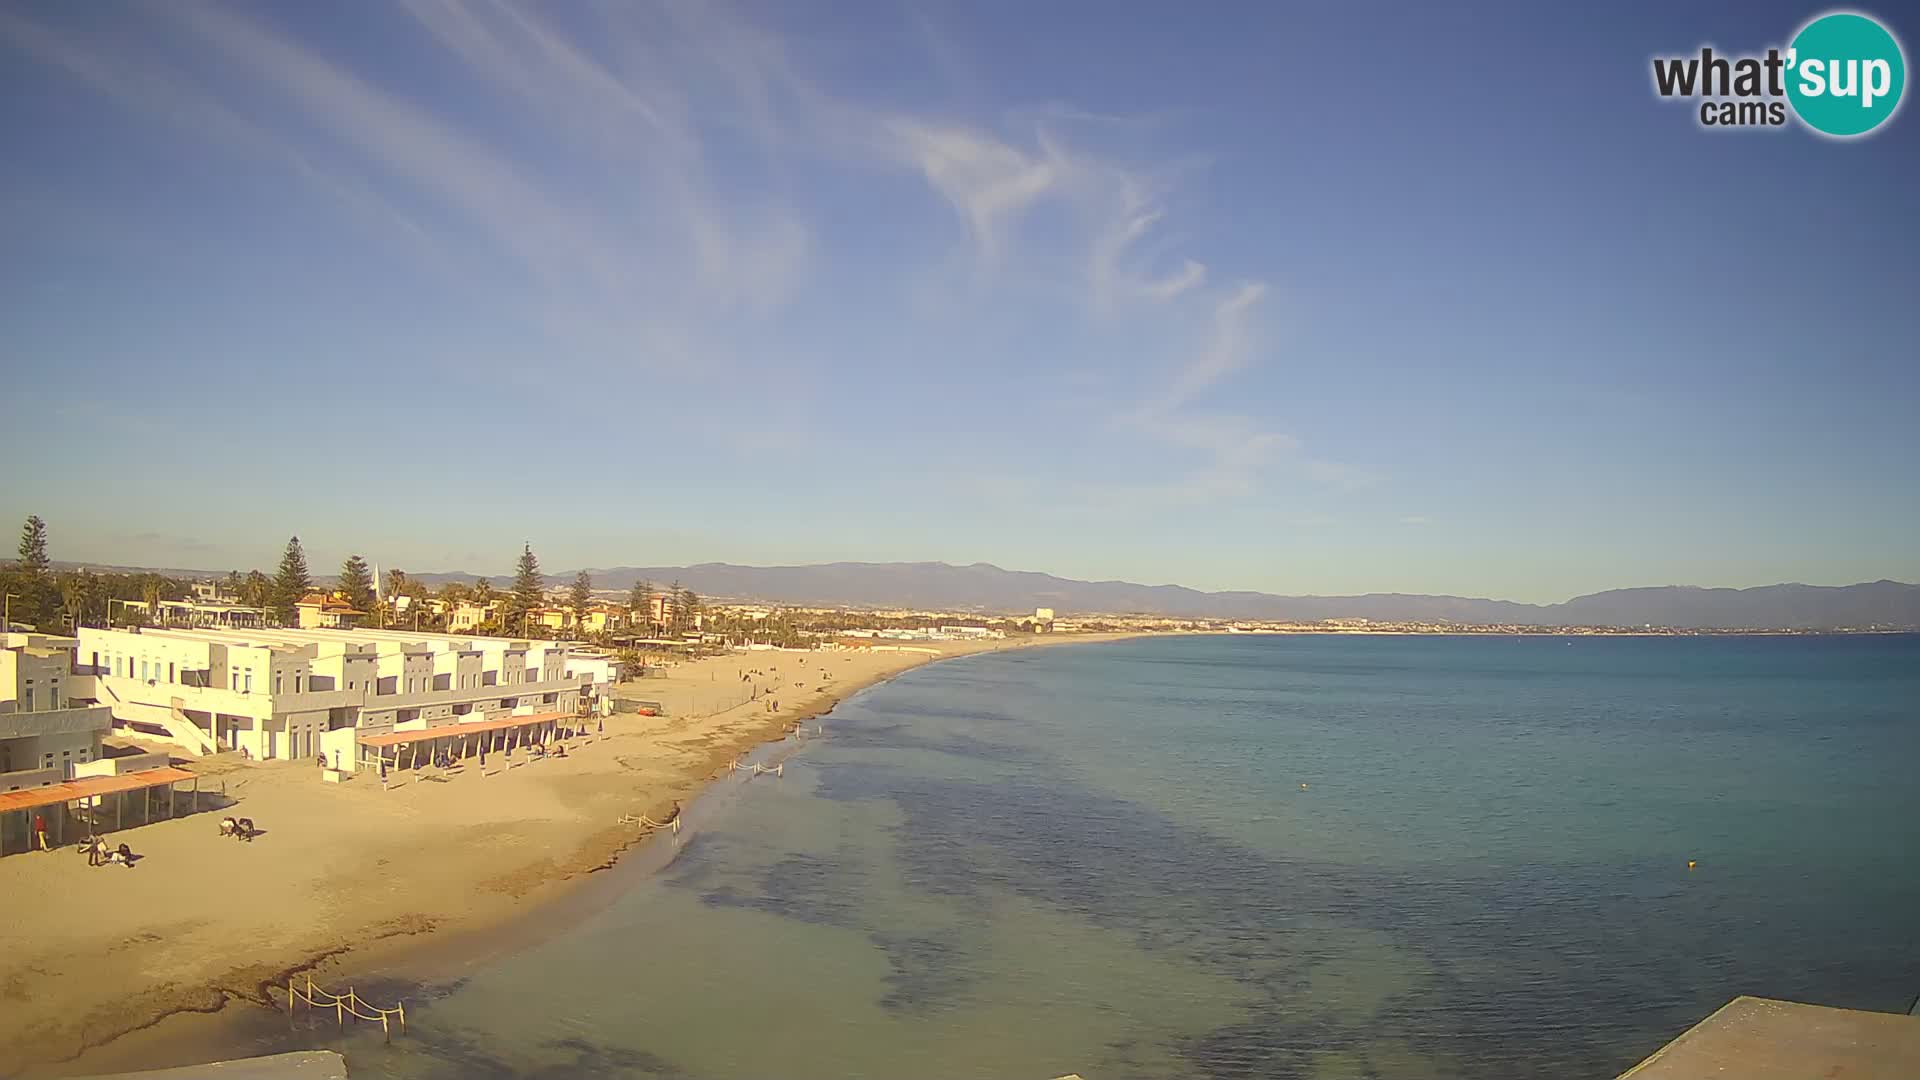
[271,536,311,625]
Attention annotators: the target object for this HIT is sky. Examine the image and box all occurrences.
[1,1,1916,603]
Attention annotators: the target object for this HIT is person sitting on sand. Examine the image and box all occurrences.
[108,842,133,867]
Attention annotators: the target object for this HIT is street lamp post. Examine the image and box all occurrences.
[2,592,20,632]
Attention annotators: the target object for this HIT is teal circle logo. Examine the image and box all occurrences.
[1786,12,1906,136]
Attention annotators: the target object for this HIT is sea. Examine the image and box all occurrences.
[134,633,1920,1079]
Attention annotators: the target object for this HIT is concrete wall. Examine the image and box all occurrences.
[1,648,74,713]
[1,724,105,784]
[0,764,63,791]
[320,727,360,772]
[74,751,169,777]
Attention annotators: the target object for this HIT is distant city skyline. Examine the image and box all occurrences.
[2,2,1915,605]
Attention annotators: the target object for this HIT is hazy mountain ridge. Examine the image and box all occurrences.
[47,559,1918,629]
[426,562,1918,629]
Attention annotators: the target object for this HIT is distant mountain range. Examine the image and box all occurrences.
[398,562,1917,630]
[49,558,1919,629]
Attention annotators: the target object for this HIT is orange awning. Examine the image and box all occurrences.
[357,711,569,750]
[0,766,198,815]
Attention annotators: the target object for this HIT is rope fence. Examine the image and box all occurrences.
[726,760,784,777]
[287,974,406,1041]
[616,812,682,834]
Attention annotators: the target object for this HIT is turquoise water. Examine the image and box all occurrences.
[192,634,1920,1078]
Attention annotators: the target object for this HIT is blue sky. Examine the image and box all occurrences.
[2,1,1915,603]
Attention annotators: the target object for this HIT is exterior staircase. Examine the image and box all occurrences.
[90,678,220,756]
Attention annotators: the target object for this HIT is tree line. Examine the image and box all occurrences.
[2,516,701,642]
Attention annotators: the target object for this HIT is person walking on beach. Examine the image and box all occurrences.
[86,833,100,866]
[379,759,389,791]
[33,814,48,852]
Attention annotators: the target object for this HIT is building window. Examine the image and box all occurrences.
[22,688,34,711]
[275,675,283,694]
[245,673,253,692]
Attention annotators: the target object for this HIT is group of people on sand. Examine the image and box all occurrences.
[84,835,136,868]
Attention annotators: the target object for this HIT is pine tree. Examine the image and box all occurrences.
[473,577,495,604]
[339,554,376,624]
[505,543,544,634]
[569,570,593,624]
[680,587,700,630]
[271,536,311,625]
[630,579,654,628]
[666,579,684,632]
[9,515,53,626]
[17,515,50,575]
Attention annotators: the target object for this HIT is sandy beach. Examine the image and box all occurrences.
[0,633,1141,1076]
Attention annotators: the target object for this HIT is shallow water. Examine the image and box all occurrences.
[162,634,1920,1078]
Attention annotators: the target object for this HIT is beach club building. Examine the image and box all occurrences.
[70,625,614,768]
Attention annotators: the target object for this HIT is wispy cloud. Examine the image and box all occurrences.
[1160,282,1270,412]
[5,1,1378,519]
[0,7,440,262]
[889,121,1059,262]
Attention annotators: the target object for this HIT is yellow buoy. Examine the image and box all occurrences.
[1300,783,1309,790]
[1687,860,1697,870]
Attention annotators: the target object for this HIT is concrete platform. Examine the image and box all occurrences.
[76,1050,348,1080]
[1620,996,1920,1079]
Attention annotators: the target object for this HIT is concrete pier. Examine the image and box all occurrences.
[77,1050,348,1080]
[1620,996,1920,1079]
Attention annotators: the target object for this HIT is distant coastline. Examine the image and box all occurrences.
[42,558,1920,632]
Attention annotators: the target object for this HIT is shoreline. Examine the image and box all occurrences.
[13,631,1151,1078]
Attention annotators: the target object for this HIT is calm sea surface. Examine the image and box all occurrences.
[177,634,1920,1079]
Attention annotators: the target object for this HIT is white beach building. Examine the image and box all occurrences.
[72,625,616,767]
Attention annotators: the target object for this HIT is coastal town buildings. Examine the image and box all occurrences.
[70,625,613,766]
[579,604,629,635]
[295,593,364,629]
[449,600,500,632]
[154,598,268,629]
